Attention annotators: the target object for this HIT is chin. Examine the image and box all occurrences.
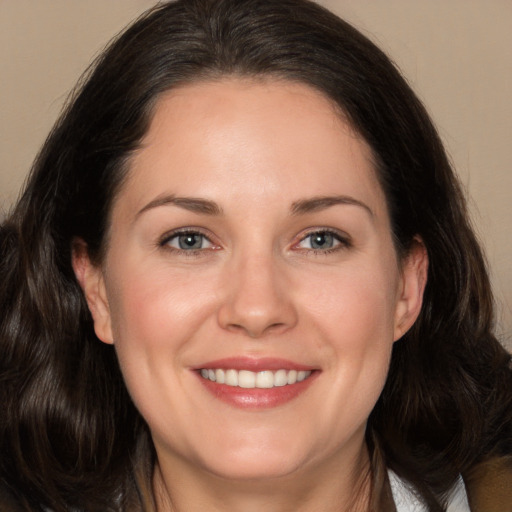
[195,439,310,482]
[205,458,302,482]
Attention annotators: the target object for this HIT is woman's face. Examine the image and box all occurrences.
[77,79,426,483]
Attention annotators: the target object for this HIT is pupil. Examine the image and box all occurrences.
[179,234,201,249]
[312,233,333,249]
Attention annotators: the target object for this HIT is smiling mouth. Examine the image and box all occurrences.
[199,368,313,389]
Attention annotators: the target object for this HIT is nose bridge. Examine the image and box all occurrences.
[217,246,297,337]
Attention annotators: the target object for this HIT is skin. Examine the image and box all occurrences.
[74,79,427,512]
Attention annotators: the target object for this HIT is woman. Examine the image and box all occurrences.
[1,0,510,510]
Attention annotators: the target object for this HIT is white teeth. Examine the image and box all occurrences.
[255,371,274,388]
[238,370,256,388]
[287,369,297,384]
[274,369,288,387]
[199,368,312,388]
[225,369,238,386]
[297,370,307,382]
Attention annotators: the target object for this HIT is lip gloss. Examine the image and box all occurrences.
[194,357,319,409]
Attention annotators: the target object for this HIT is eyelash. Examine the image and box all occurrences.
[158,228,217,256]
[158,228,352,256]
[294,229,352,255]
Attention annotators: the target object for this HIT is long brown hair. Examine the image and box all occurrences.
[1,1,510,510]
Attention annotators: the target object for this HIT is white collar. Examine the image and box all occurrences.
[388,470,470,512]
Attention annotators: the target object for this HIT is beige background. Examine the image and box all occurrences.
[1,1,510,348]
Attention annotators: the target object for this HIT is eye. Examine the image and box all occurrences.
[161,230,215,251]
[296,230,349,252]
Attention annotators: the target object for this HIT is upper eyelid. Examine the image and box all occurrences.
[159,227,215,246]
[157,226,351,248]
[295,227,351,242]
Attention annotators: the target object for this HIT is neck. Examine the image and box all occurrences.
[152,443,372,512]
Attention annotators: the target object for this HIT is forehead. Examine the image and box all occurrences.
[117,78,386,220]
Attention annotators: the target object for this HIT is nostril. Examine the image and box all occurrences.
[223,320,288,338]
[216,273,299,337]
[265,322,288,334]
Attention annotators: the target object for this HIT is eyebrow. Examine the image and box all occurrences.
[135,193,372,219]
[136,195,223,217]
[291,195,374,218]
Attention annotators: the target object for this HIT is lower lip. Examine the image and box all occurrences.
[196,371,319,409]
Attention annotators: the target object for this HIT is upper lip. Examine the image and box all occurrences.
[194,357,318,372]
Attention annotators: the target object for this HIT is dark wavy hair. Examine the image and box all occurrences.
[1,0,510,510]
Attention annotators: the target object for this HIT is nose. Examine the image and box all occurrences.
[217,253,298,338]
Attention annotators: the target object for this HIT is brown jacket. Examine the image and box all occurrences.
[463,456,512,512]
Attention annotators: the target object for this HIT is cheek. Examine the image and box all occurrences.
[303,258,399,344]
[302,259,398,410]
[107,263,215,344]
[103,263,220,408]
[103,264,220,426]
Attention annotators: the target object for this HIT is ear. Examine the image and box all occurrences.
[393,237,428,341]
[72,239,114,345]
